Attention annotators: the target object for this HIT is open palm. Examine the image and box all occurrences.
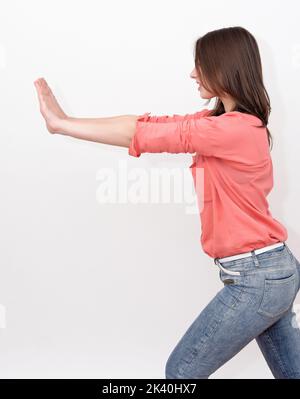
[34,77,68,133]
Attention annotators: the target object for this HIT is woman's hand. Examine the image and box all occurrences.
[34,77,68,134]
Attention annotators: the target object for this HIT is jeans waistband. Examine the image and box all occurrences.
[214,241,287,276]
[215,242,285,263]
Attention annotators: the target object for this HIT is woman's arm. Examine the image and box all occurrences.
[34,77,140,148]
[35,78,247,161]
[54,114,140,148]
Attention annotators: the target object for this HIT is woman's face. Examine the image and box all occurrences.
[190,66,215,99]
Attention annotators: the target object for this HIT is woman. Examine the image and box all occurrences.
[34,26,300,379]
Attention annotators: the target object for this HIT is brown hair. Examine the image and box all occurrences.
[193,26,273,150]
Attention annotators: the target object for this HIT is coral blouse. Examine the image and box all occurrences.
[128,108,288,259]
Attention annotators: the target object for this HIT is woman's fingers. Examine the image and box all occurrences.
[34,80,43,108]
[34,77,43,87]
[34,77,68,134]
[40,79,50,95]
[34,78,48,94]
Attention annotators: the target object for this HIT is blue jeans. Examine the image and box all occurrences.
[165,242,300,378]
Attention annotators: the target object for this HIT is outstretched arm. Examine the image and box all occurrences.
[34,77,141,148]
[34,78,250,162]
[33,78,213,152]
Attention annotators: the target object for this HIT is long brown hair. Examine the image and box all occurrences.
[193,26,273,151]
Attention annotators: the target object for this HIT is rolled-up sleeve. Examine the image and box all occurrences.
[128,110,259,160]
[128,109,210,157]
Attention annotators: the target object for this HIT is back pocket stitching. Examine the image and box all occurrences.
[257,273,296,318]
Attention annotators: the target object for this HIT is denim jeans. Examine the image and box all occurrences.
[165,242,300,379]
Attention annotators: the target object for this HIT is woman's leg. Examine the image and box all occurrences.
[164,285,255,379]
[165,245,299,379]
[164,283,263,378]
[255,305,300,378]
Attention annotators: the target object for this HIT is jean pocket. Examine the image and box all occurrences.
[217,262,243,276]
[219,266,246,287]
[257,272,297,318]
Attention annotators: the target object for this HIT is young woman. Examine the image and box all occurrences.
[34,26,300,379]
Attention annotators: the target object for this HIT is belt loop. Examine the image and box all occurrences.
[251,249,260,267]
[284,241,293,261]
[214,257,221,268]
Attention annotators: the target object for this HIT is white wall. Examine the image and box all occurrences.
[0,0,299,378]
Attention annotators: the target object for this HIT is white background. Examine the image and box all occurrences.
[0,0,299,378]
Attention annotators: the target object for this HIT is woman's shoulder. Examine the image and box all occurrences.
[204,110,263,129]
[205,109,260,120]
